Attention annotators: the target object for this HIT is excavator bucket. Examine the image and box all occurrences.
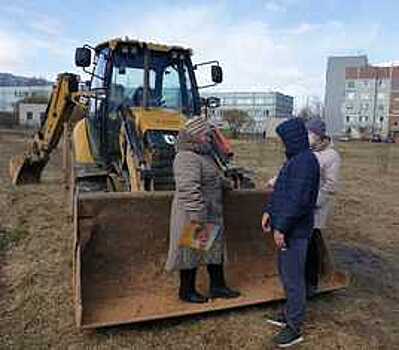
[74,190,348,329]
[10,154,48,185]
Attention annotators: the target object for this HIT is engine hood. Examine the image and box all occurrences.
[130,108,187,133]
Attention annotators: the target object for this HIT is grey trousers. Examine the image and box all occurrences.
[278,237,309,332]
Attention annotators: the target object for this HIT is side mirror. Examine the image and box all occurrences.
[201,97,221,108]
[207,96,221,108]
[75,47,91,68]
[211,65,223,84]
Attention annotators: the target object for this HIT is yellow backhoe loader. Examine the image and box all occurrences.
[10,38,348,329]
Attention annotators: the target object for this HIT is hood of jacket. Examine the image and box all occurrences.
[276,118,310,159]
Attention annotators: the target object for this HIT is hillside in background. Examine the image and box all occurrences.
[0,73,52,87]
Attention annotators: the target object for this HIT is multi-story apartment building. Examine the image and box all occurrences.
[343,65,399,139]
[324,56,368,136]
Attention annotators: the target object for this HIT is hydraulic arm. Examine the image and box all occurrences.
[10,73,81,185]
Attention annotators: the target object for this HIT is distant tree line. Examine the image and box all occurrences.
[222,109,252,138]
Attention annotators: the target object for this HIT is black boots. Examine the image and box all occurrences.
[179,269,208,303]
[207,264,241,299]
[179,265,240,303]
[305,229,322,299]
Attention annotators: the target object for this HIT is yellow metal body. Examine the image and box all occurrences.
[132,108,186,133]
[95,38,192,55]
[119,107,186,191]
[72,119,96,164]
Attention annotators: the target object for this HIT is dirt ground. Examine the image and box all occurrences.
[0,129,398,349]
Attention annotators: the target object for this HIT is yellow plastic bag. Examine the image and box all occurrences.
[178,222,221,251]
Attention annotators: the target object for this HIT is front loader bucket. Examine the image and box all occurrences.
[9,154,48,185]
[74,190,348,329]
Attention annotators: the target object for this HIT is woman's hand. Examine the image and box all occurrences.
[198,231,209,248]
[267,176,277,189]
[191,221,209,248]
[261,212,271,233]
[273,230,286,249]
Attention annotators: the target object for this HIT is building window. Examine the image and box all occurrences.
[346,104,353,110]
[347,81,355,89]
[361,93,370,100]
[380,117,384,123]
[347,92,355,100]
[361,103,369,110]
[378,104,384,111]
[26,112,33,120]
[255,97,264,105]
[359,116,363,122]
[346,116,350,123]
[378,79,384,87]
[365,116,369,122]
[363,80,369,87]
[238,98,252,105]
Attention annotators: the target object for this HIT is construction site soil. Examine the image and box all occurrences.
[0,129,398,349]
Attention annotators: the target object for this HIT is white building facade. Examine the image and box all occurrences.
[0,85,52,112]
[343,66,395,138]
[19,103,47,128]
[202,91,293,135]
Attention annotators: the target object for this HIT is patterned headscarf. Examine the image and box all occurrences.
[184,116,211,138]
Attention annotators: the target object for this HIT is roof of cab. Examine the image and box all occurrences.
[94,37,192,55]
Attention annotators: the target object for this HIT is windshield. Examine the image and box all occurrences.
[110,49,198,115]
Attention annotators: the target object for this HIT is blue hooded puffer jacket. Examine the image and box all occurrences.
[265,118,320,239]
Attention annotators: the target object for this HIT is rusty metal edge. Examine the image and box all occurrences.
[77,189,269,201]
[79,271,349,329]
[73,191,83,328]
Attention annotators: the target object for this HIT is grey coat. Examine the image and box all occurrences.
[165,133,224,271]
[313,145,341,229]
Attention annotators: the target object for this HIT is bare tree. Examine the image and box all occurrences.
[296,95,324,121]
[297,107,314,121]
[298,104,323,121]
[222,109,251,138]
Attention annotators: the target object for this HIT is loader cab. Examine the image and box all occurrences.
[76,40,223,117]
[108,45,202,117]
[75,39,223,165]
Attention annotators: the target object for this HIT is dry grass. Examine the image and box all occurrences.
[0,131,398,349]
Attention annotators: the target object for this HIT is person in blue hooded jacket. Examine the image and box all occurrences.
[261,117,320,348]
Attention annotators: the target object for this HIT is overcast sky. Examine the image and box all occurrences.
[1,0,398,99]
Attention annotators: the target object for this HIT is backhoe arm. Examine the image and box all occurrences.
[10,73,81,185]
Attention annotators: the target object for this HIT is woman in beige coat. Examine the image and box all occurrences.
[306,118,341,296]
[165,116,240,303]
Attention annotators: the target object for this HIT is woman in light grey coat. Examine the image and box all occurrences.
[165,116,240,303]
[306,118,341,296]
